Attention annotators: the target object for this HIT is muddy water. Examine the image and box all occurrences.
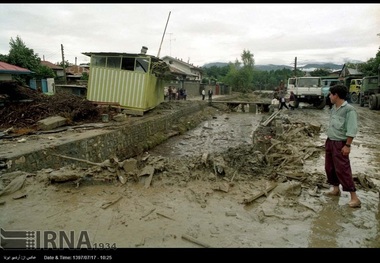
[149,104,380,248]
[149,110,262,157]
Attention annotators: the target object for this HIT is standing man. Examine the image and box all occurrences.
[201,88,206,100]
[288,91,296,110]
[208,88,213,102]
[324,84,361,208]
[168,86,173,101]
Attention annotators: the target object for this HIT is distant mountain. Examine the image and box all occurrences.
[202,62,344,72]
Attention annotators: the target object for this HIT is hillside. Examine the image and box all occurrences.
[202,62,344,72]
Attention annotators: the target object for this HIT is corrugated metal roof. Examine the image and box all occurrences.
[82,52,162,63]
[0,61,33,74]
[41,61,63,70]
[161,55,202,69]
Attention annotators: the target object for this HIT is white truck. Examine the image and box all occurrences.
[287,76,326,109]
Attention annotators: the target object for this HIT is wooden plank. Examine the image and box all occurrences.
[262,110,280,126]
[181,234,211,248]
[242,183,278,204]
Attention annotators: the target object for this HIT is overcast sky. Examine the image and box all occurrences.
[1,3,379,67]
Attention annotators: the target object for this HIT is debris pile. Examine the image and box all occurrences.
[0,81,102,130]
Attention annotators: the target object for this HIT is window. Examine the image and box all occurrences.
[135,58,149,73]
[121,57,135,71]
[92,56,106,67]
[107,57,121,69]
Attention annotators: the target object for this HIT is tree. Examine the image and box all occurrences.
[59,60,72,68]
[5,36,55,84]
[241,49,255,68]
[358,46,380,76]
[0,54,8,62]
[8,36,41,71]
[223,50,255,93]
[310,68,331,77]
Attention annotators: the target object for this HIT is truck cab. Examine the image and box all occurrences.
[287,77,325,109]
[348,79,362,104]
[321,78,340,108]
[359,76,380,109]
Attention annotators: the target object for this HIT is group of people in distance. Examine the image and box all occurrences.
[164,86,187,101]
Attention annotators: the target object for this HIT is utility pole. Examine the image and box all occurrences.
[157,11,171,58]
[166,32,176,56]
[294,57,297,77]
[61,44,67,84]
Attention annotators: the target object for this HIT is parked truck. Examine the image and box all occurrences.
[348,78,362,104]
[359,75,380,110]
[287,76,325,109]
[359,65,380,110]
[321,77,340,108]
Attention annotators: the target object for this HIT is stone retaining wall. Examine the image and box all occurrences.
[2,103,205,173]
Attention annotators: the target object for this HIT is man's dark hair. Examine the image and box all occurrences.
[329,84,348,99]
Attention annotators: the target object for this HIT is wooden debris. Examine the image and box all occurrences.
[285,175,306,182]
[0,174,27,197]
[356,174,370,189]
[225,211,237,217]
[12,194,27,200]
[100,196,123,209]
[211,182,229,193]
[181,234,211,248]
[242,183,278,204]
[261,110,281,126]
[140,208,156,220]
[156,212,175,221]
[53,154,122,168]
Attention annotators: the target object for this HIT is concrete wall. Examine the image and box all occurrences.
[1,103,206,173]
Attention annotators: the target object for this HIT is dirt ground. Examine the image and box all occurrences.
[0,90,380,252]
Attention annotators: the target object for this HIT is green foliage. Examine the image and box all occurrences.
[310,68,331,77]
[81,72,89,81]
[202,46,380,91]
[3,36,57,84]
[2,36,60,84]
[35,65,55,79]
[0,54,8,62]
[241,49,255,68]
[358,46,380,76]
[58,60,72,68]
[222,50,255,92]
[8,36,41,72]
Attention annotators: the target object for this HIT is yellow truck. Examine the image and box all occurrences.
[348,79,362,104]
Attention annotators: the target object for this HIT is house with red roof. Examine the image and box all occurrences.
[0,61,33,81]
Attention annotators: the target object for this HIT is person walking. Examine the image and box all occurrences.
[201,88,206,100]
[278,94,289,110]
[324,84,361,208]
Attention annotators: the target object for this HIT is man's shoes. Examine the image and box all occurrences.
[348,200,361,208]
[324,190,341,196]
